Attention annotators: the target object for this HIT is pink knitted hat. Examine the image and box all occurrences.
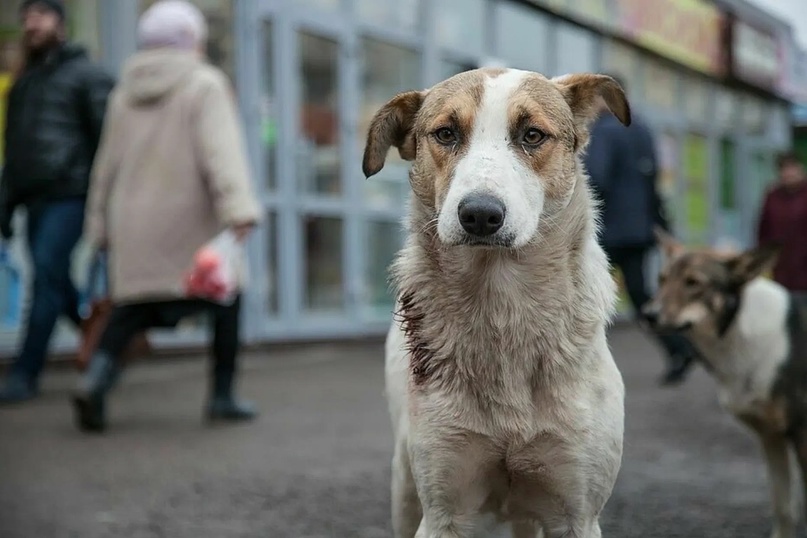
[137,0,208,51]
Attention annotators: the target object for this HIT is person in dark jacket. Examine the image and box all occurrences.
[585,73,700,386]
[0,0,114,403]
[757,151,807,291]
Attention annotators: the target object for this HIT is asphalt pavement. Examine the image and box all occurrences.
[0,326,800,537]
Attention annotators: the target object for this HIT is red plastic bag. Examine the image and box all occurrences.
[183,230,245,305]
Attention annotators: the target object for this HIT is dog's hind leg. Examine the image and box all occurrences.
[761,434,797,538]
[791,429,807,529]
[392,439,422,538]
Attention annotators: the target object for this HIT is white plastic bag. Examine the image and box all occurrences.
[182,230,246,305]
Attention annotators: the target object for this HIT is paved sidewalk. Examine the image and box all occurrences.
[0,327,799,537]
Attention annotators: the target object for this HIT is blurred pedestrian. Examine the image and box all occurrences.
[585,73,701,386]
[0,0,114,404]
[757,151,807,291]
[73,0,261,433]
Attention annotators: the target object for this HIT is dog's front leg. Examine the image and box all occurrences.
[409,431,494,538]
[761,434,797,538]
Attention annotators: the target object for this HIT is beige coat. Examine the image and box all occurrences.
[85,49,261,303]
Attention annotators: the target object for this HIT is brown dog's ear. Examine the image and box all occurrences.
[553,74,631,136]
[726,243,781,285]
[654,226,684,259]
[362,91,425,178]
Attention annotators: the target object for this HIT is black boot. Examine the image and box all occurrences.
[205,369,257,422]
[72,352,121,433]
[659,353,694,387]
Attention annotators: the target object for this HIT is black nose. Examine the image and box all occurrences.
[458,194,506,237]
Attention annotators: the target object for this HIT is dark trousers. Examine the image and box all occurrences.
[97,295,242,393]
[605,245,699,363]
[11,198,85,384]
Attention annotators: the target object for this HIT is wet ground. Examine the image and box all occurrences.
[0,326,799,537]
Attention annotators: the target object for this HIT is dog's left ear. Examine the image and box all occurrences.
[726,243,781,285]
[553,74,631,145]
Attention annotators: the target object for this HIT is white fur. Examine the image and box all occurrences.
[383,69,624,538]
[437,70,545,248]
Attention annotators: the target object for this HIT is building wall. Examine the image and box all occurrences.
[0,0,795,356]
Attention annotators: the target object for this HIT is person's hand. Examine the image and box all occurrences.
[232,222,255,242]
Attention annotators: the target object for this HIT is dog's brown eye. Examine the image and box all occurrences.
[684,277,700,288]
[433,127,457,145]
[522,128,546,146]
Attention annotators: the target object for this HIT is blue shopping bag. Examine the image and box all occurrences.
[79,249,108,320]
[0,243,21,329]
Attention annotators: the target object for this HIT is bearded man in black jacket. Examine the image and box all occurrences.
[0,0,114,403]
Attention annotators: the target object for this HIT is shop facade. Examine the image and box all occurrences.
[0,0,800,355]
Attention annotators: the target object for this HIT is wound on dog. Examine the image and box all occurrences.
[394,292,434,385]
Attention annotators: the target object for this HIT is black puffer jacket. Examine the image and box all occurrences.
[0,43,114,237]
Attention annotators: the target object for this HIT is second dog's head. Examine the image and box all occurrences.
[362,68,630,248]
[644,229,780,337]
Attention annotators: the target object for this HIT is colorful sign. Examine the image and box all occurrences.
[0,72,11,168]
[530,0,725,76]
[615,0,725,75]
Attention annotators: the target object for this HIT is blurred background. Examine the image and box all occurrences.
[2,1,807,537]
[0,0,806,355]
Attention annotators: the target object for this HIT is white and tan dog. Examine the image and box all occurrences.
[362,68,630,538]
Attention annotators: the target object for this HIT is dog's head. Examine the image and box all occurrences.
[362,68,630,248]
[643,229,780,337]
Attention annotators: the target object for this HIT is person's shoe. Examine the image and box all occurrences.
[205,397,258,422]
[659,354,694,387]
[72,352,119,433]
[0,375,37,405]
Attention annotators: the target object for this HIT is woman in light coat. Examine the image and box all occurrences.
[74,0,261,432]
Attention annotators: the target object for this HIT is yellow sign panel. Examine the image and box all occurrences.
[0,72,11,167]
[615,0,724,75]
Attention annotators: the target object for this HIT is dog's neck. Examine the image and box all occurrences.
[392,174,616,389]
[688,278,792,386]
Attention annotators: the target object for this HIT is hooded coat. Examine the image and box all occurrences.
[85,49,261,303]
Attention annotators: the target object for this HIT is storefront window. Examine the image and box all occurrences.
[298,32,341,196]
[602,40,639,90]
[140,0,235,81]
[359,37,420,208]
[66,0,101,60]
[261,21,276,191]
[682,75,710,126]
[296,0,341,11]
[304,216,344,311]
[553,22,596,76]
[643,58,678,112]
[356,0,420,33]
[434,0,485,56]
[365,220,404,313]
[495,2,549,72]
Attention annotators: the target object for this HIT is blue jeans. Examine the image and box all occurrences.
[10,197,85,385]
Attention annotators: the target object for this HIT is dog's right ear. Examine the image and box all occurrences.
[655,226,684,259]
[362,91,425,178]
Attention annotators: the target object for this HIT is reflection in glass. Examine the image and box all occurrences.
[366,221,404,311]
[298,33,341,195]
[304,216,344,311]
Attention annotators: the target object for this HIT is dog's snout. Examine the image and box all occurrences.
[458,194,506,237]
